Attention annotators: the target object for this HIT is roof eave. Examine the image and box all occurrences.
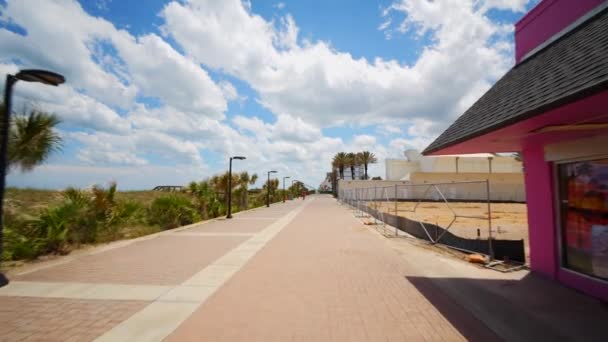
[422,79,608,156]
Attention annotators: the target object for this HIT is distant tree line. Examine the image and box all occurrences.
[331,151,377,180]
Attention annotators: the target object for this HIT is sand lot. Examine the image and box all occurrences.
[367,201,529,260]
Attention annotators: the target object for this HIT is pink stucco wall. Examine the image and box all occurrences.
[521,139,557,278]
[515,0,605,62]
[522,137,608,303]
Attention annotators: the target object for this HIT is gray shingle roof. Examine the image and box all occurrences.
[423,8,608,155]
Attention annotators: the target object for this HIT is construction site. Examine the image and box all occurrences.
[338,180,529,264]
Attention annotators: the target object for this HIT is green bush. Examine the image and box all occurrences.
[97,200,146,242]
[34,207,70,254]
[148,195,200,230]
[3,227,43,260]
[2,183,151,261]
[3,175,267,262]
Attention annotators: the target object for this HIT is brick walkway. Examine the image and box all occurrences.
[0,195,497,341]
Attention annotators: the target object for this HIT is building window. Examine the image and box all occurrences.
[558,158,608,280]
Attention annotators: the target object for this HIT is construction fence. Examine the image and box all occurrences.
[338,180,527,263]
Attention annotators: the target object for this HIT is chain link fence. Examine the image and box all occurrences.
[338,180,527,263]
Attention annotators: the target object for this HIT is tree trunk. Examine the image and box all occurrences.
[364,163,368,180]
[242,190,249,209]
[350,166,355,180]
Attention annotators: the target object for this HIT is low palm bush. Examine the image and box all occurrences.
[3,171,268,262]
[2,183,149,261]
[148,195,200,230]
[3,214,44,260]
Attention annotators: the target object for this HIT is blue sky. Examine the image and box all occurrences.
[1,0,537,189]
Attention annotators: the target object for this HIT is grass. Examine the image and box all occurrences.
[5,188,172,215]
[4,188,62,216]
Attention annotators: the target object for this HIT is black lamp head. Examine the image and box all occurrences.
[15,69,65,86]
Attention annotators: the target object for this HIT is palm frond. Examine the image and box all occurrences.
[8,109,62,172]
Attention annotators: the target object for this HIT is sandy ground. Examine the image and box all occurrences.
[366,201,529,260]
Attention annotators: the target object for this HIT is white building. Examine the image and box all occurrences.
[385,149,522,181]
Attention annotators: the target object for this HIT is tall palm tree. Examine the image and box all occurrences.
[358,151,377,180]
[210,171,239,206]
[237,171,258,209]
[332,152,348,179]
[346,152,357,180]
[5,107,62,172]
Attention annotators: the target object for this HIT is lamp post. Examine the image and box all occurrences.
[282,176,290,203]
[1,69,65,287]
[266,170,277,207]
[226,156,246,219]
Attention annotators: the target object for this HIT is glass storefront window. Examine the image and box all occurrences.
[559,158,608,280]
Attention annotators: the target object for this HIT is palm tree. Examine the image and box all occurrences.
[5,106,62,172]
[266,178,279,200]
[188,180,216,219]
[346,152,357,180]
[210,171,238,206]
[237,171,257,209]
[332,152,348,179]
[358,151,377,180]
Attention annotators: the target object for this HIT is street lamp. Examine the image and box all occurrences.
[226,156,246,219]
[282,176,290,203]
[1,69,65,287]
[266,170,277,207]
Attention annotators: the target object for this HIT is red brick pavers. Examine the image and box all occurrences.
[168,195,498,341]
[15,235,247,285]
[0,296,147,341]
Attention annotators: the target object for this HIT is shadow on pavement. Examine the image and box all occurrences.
[406,273,608,342]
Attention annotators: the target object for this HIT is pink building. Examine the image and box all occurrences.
[424,0,608,301]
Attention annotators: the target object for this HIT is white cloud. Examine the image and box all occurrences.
[7,164,207,190]
[69,128,204,167]
[2,0,532,189]
[352,135,377,149]
[377,124,403,136]
[111,32,227,117]
[7,76,131,134]
[0,0,137,108]
[479,0,530,13]
[161,0,527,136]
[0,0,229,118]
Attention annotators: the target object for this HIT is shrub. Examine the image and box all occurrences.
[54,187,96,244]
[3,227,43,260]
[97,200,146,242]
[34,207,70,254]
[148,195,199,230]
[3,184,151,261]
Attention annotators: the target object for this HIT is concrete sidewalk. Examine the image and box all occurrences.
[1,194,605,341]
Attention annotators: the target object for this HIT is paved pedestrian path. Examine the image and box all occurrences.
[1,195,495,341]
